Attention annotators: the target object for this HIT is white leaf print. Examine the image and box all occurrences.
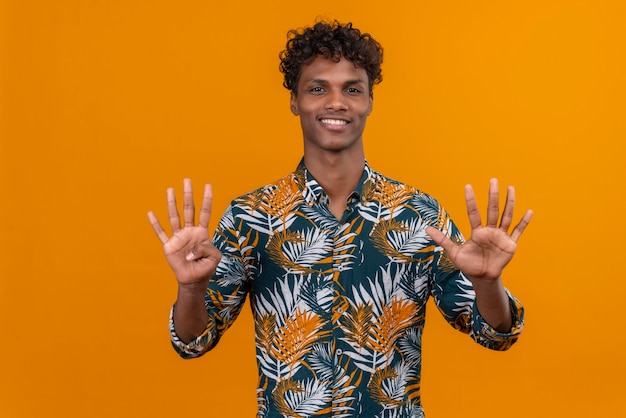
[281,228,332,272]
[256,353,301,382]
[254,275,304,325]
[283,379,331,417]
[236,210,298,235]
[358,200,393,223]
[385,217,432,259]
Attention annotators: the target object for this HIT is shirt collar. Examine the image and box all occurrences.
[294,158,376,205]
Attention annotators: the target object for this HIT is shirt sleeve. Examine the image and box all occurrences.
[431,266,525,351]
[469,289,524,350]
[429,210,525,351]
[169,306,217,359]
[169,205,251,359]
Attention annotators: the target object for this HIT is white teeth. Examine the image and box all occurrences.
[321,118,347,125]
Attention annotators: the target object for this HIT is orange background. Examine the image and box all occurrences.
[1,1,625,417]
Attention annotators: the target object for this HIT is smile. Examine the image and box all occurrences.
[320,118,348,125]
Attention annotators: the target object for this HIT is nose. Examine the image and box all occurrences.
[325,89,347,111]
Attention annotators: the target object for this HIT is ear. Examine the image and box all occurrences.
[290,92,299,115]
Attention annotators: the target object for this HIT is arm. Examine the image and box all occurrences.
[426,178,532,333]
[148,179,222,343]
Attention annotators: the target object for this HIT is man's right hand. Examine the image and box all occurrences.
[148,178,222,343]
[147,178,222,288]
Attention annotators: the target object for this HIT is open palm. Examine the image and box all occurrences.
[426,179,532,282]
[147,179,222,287]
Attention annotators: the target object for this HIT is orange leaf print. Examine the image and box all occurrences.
[270,309,329,368]
[365,298,419,356]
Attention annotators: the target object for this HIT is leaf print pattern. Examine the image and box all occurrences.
[267,229,332,275]
[270,308,329,368]
[256,312,278,355]
[370,218,435,264]
[341,302,374,349]
[273,378,332,417]
[299,274,334,316]
[368,362,418,408]
[365,298,419,357]
[372,181,416,216]
[169,160,525,417]
[398,329,422,365]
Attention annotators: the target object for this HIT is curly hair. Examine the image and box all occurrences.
[279,20,383,96]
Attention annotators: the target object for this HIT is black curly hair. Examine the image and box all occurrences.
[279,20,383,96]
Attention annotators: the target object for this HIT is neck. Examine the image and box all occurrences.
[304,150,365,203]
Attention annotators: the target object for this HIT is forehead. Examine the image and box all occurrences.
[298,56,368,84]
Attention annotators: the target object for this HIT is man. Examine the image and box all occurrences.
[148,21,532,417]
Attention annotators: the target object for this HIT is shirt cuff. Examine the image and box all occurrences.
[471,290,525,351]
[169,305,215,359]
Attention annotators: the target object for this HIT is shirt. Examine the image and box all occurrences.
[169,160,524,418]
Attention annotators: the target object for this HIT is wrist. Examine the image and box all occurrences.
[470,275,505,295]
[470,277,513,332]
[177,281,209,298]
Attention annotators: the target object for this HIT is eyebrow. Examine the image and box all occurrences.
[306,78,367,85]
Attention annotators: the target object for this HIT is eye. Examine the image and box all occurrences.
[309,86,325,93]
[346,87,362,94]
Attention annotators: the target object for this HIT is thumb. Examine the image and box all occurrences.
[425,226,445,245]
[426,226,457,255]
[185,242,222,263]
[185,247,198,261]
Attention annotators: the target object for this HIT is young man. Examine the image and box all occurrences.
[148,21,532,418]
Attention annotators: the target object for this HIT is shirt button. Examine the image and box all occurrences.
[336,349,343,356]
[336,307,344,314]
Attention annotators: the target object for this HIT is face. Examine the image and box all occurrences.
[290,56,373,156]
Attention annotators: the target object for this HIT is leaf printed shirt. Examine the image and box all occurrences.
[169,160,524,418]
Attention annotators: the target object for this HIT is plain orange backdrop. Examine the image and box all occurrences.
[1,1,625,417]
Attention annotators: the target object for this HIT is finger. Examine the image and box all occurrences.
[425,226,445,245]
[147,211,170,244]
[510,209,533,242]
[426,226,452,249]
[185,247,197,261]
[198,184,213,229]
[465,184,482,230]
[499,185,515,232]
[185,241,222,262]
[425,226,457,255]
[183,178,195,227]
[486,178,499,227]
[167,187,181,233]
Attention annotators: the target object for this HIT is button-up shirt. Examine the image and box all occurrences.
[170,160,524,418]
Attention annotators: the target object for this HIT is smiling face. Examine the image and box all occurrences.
[290,56,373,158]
